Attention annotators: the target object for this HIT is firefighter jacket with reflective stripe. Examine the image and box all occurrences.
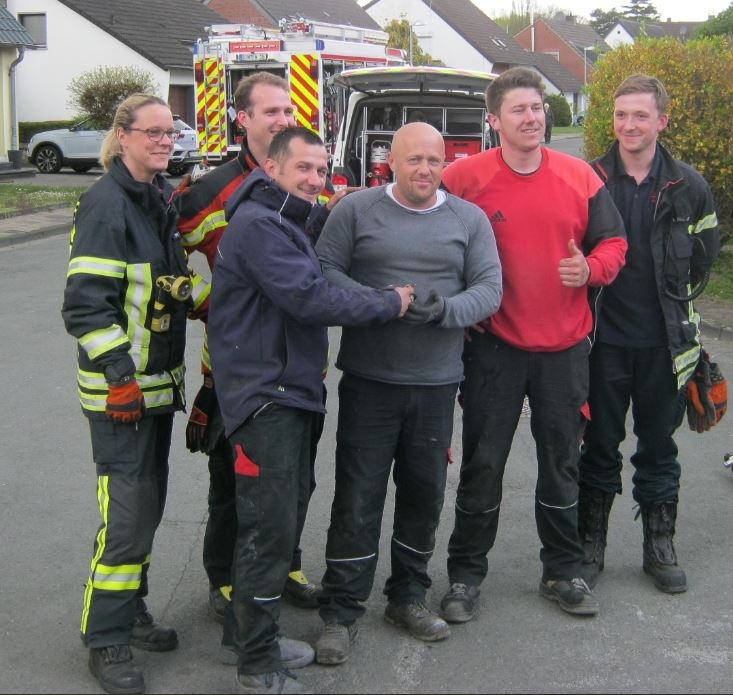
[176,140,332,374]
[177,140,334,269]
[62,157,207,417]
[592,141,719,389]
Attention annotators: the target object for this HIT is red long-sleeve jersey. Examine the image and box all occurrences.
[443,147,627,352]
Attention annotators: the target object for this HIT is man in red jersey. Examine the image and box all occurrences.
[438,67,627,622]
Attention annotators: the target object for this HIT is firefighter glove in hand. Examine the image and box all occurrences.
[686,349,727,433]
[403,290,446,324]
[106,379,145,423]
[186,375,217,453]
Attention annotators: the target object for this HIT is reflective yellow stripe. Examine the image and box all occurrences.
[67,256,126,278]
[78,369,106,390]
[190,275,210,312]
[79,325,128,360]
[81,475,111,634]
[124,263,153,372]
[201,335,212,372]
[78,388,107,411]
[91,562,142,591]
[76,364,185,413]
[182,210,227,248]
[690,212,717,235]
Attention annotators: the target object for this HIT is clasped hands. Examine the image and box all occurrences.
[390,284,445,324]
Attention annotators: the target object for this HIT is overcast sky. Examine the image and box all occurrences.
[470,0,730,23]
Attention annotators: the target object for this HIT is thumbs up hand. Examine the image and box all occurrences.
[558,239,591,287]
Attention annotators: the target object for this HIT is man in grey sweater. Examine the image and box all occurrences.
[314,122,503,666]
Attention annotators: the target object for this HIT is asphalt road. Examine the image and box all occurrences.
[1,226,733,693]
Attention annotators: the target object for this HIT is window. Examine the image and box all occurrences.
[19,13,47,48]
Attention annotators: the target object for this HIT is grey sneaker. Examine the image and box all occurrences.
[220,636,314,669]
[539,577,599,616]
[235,669,311,694]
[315,622,358,665]
[384,601,450,641]
[439,583,480,623]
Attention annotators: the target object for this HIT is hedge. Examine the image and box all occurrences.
[584,36,732,239]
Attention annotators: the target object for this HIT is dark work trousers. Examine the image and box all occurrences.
[447,333,589,586]
[229,403,313,675]
[319,374,457,626]
[205,398,323,590]
[579,342,681,504]
[81,413,172,647]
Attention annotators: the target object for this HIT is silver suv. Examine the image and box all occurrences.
[27,116,201,176]
[28,118,105,173]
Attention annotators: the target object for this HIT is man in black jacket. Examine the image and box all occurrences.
[578,74,719,594]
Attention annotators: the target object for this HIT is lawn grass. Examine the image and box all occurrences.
[553,125,583,135]
[0,183,86,214]
[706,246,733,302]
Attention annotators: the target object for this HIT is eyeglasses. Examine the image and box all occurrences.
[126,127,180,142]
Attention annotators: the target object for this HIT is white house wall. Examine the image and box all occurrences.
[604,24,634,48]
[1,49,16,156]
[7,0,169,122]
[364,0,496,72]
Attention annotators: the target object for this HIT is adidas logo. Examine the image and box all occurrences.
[489,210,507,224]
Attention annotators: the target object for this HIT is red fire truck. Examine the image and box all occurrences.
[193,19,406,163]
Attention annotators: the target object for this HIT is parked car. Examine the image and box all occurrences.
[27,118,106,173]
[168,117,202,176]
[27,116,201,176]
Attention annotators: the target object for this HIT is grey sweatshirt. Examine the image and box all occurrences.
[315,186,502,385]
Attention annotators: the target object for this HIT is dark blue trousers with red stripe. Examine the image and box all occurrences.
[228,403,314,675]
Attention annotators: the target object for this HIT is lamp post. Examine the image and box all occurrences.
[582,45,594,113]
[582,45,594,87]
[408,21,426,66]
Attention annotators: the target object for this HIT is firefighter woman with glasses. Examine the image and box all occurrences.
[62,93,208,695]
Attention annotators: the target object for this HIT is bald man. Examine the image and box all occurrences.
[313,122,503,665]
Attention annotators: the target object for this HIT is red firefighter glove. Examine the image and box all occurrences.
[686,350,727,432]
[186,375,217,453]
[106,379,145,423]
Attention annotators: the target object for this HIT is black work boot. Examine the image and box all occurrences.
[578,487,615,588]
[131,597,179,652]
[283,571,322,609]
[89,644,144,695]
[641,501,688,593]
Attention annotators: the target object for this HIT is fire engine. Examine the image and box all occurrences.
[193,19,406,163]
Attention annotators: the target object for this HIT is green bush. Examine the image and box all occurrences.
[545,94,572,127]
[584,36,733,241]
[19,120,76,144]
[67,65,159,127]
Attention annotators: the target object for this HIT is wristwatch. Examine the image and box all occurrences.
[109,374,134,387]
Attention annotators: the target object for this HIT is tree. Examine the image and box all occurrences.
[383,18,441,65]
[621,0,660,22]
[584,36,733,239]
[589,7,623,37]
[696,3,733,38]
[493,3,577,37]
[544,93,571,126]
[68,66,159,126]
